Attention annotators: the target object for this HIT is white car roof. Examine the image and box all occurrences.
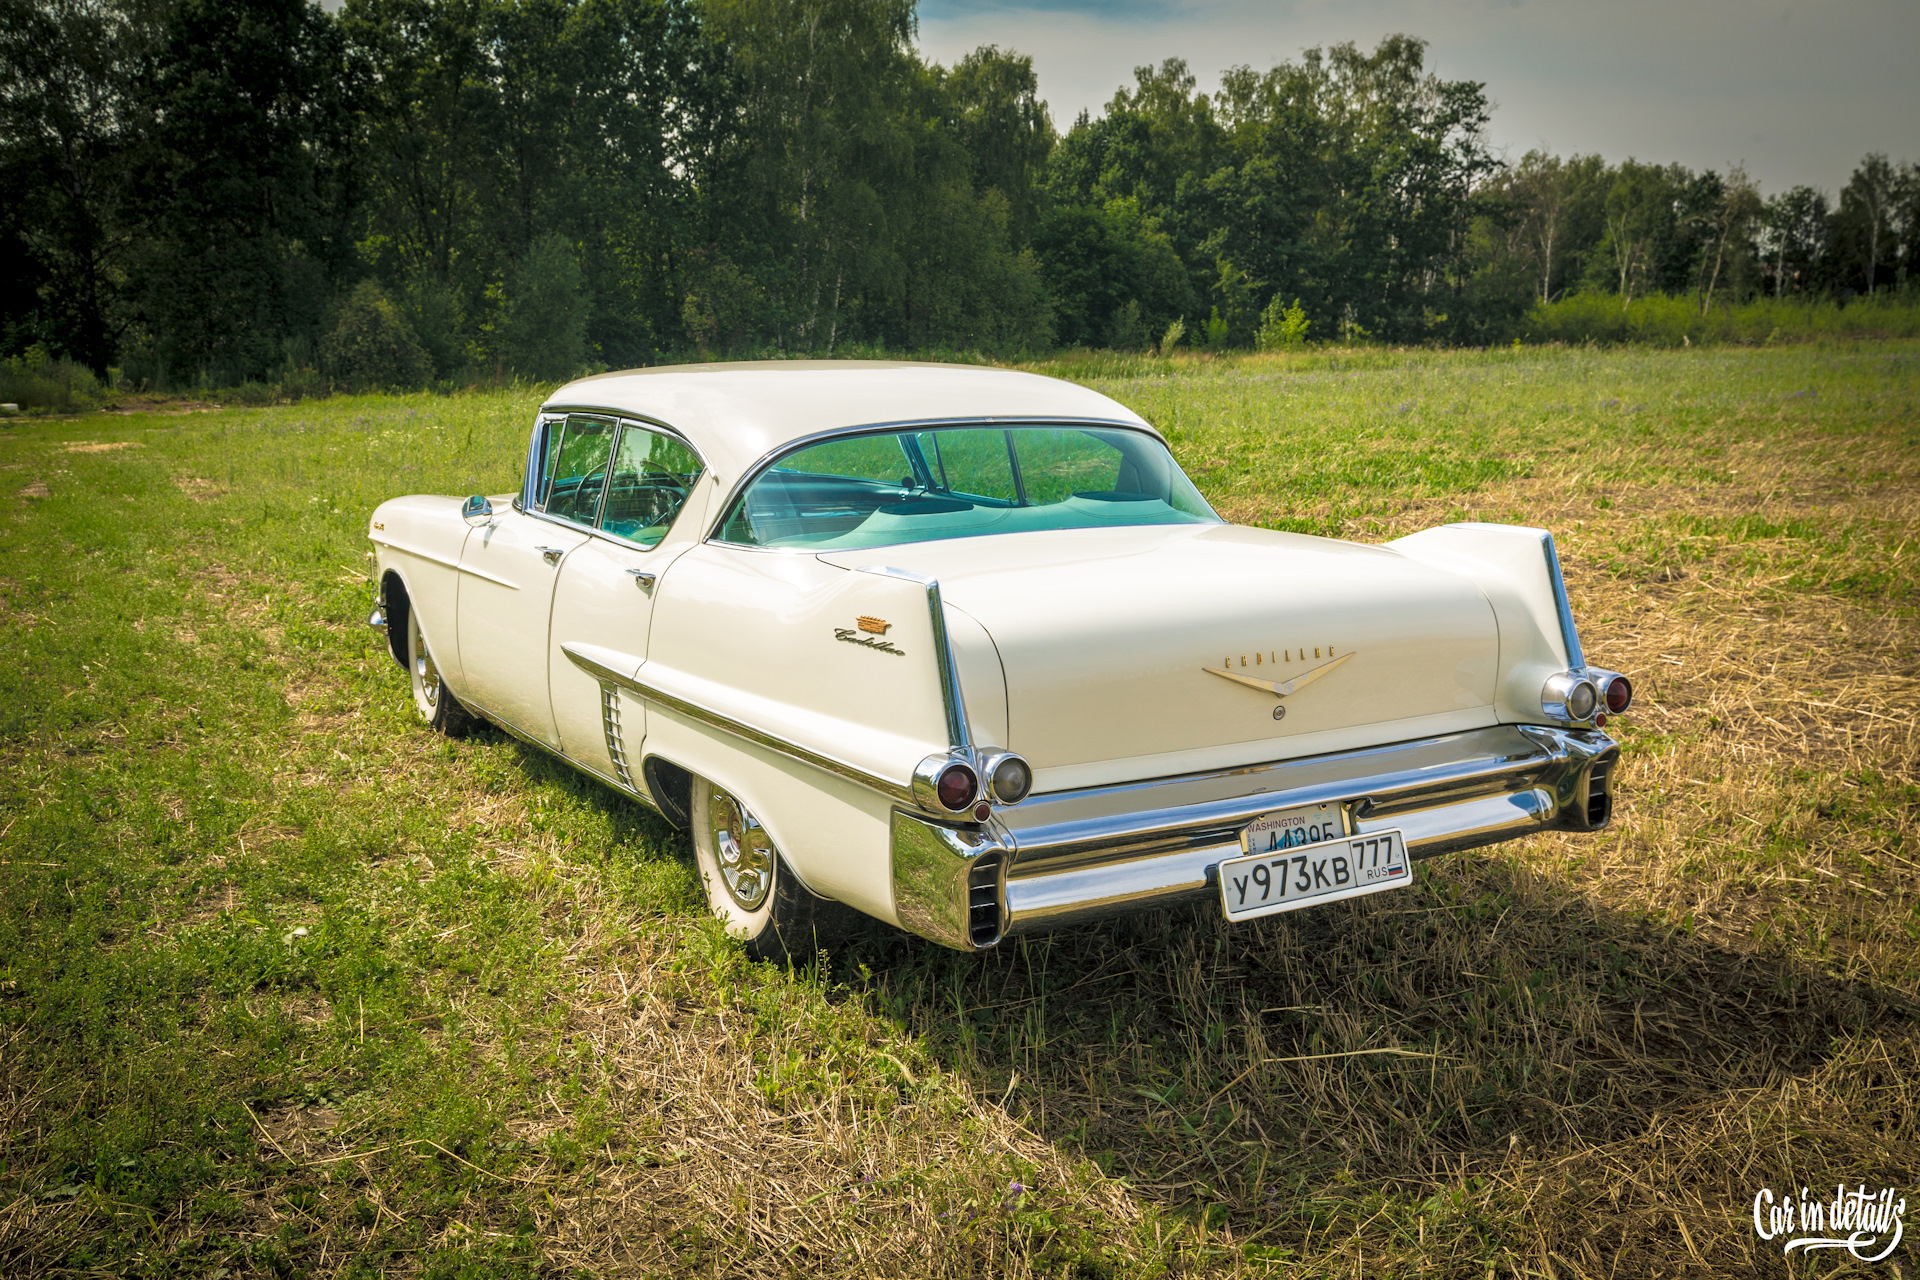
[543,361,1157,485]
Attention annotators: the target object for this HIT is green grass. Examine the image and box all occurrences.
[1519,291,1920,346]
[2,344,1917,1277]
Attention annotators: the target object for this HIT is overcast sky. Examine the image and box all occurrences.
[915,0,1918,198]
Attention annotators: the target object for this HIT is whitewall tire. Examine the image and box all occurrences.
[690,774,857,962]
[405,601,475,735]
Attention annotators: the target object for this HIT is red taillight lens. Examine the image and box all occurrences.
[1604,675,1633,714]
[937,763,978,811]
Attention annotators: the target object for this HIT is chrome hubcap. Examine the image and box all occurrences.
[412,623,440,709]
[708,789,773,911]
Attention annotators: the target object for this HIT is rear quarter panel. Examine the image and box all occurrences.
[1385,523,1574,723]
[640,544,964,920]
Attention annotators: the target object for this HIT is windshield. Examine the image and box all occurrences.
[715,424,1220,551]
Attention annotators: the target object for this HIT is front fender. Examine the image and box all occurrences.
[369,494,475,691]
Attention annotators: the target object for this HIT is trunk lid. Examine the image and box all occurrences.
[819,523,1500,788]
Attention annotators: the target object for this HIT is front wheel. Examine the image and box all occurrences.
[406,601,475,736]
[690,775,857,963]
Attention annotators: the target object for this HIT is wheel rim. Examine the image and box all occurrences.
[410,614,441,713]
[707,788,773,911]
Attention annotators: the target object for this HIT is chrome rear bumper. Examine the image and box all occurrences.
[890,724,1616,951]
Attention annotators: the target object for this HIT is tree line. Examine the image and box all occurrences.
[3,0,1916,391]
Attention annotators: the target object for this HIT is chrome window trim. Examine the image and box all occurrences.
[560,641,921,809]
[702,415,1199,549]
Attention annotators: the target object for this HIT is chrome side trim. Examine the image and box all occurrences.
[1540,531,1586,670]
[600,682,636,789]
[370,534,462,573]
[454,559,521,591]
[560,642,918,808]
[855,565,972,755]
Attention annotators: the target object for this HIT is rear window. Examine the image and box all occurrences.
[715,424,1218,550]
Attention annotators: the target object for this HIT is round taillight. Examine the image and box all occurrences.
[1567,680,1598,721]
[989,755,1032,805]
[936,763,978,811]
[1604,674,1633,714]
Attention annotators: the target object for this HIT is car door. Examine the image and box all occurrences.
[455,413,610,745]
[547,421,707,788]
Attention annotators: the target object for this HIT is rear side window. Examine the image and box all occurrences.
[600,426,703,549]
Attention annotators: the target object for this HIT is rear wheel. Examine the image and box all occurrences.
[690,775,856,962]
[405,601,476,735]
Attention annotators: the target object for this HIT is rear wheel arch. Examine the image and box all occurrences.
[640,754,693,829]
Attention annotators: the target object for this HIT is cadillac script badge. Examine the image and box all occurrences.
[1205,649,1353,697]
[836,617,905,656]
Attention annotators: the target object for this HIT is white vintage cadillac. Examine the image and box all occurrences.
[366,362,1629,959]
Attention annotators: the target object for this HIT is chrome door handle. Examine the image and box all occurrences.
[626,569,656,592]
[535,545,564,566]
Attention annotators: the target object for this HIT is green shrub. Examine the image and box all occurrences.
[1202,306,1231,350]
[0,346,106,413]
[223,381,277,406]
[1158,317,1186,353]
[275,366,328,401]
[321,281,430,391]
[1256,296,1311,350]
[1104,299,1149,352]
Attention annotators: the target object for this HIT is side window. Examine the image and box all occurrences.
[601,425,704,549]
[542,415,615,525]
[531,416,564,508]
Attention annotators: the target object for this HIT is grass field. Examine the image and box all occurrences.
[2,343,1916,1278]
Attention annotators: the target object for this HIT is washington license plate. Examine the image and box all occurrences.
[1239,801,1346,855]
[1219,827,1411,922]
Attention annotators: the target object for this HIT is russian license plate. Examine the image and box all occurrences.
[1219,827,1411,922]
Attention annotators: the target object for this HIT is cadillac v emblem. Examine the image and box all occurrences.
[1205,650,1353,697]
[836,617,905,656]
